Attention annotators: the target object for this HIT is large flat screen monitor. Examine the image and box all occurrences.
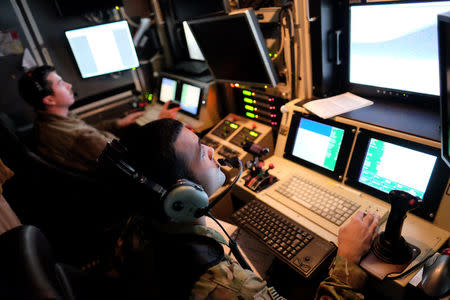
[349,1,450,103]
[346,129,449,221]
[188,9,279,87]
[65,21,139,79]
[439,12,450,168]
[284,112,356,180]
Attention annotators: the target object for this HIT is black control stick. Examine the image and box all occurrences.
[372,190,422,264]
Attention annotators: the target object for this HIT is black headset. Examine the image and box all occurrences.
[98,139,242,223]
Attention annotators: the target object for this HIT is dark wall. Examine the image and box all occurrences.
[0,1,35,127]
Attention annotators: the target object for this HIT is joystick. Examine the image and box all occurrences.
[372,190,422,264]
[242,142,277,192]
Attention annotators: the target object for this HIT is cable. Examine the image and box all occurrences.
[386,253,434,280]
[206,212,253,271]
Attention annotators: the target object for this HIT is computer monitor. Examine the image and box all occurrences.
[348,1,450,103]
[65,21,139,79]
[346,129,449,221]
[159,77,178,103]
[182,22,205,61]
[179,83,202,116]
[284,112,356,180]
[188,9,279,87]
[439,12,450,168]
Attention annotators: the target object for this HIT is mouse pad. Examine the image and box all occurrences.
[360,244,421,280]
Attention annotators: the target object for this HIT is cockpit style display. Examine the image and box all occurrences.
[358,138,437,198]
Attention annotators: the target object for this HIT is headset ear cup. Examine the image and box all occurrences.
[163,182,209,223]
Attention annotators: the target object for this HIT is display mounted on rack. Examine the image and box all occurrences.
[348,0,450,103]
[65,20,139,79]
[188,9,279,87]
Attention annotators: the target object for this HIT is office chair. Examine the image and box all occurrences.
[0,225,71,300]
[0,113,124,268]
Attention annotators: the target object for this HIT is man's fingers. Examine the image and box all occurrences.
[170,106,182,112]
[354,210,365,222]
[362,212,375,226]
[368,215,379,235]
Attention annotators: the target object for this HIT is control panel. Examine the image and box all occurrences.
[202,113,274,169]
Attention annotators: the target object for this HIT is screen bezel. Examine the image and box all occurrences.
[439,13,450,167]
[347,0,449,105]
[156,76,203,119]
[65,20,139,79]
[188,9,279,88]
[284,112,356,181]
[346,129,449,221]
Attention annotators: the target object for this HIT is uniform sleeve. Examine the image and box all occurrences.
[0,158,14,194]
[315,256,367,300]
[70,129,113,170]
[93,119,121,135]
[191,257,281,300]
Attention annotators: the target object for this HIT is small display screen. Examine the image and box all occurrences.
[180,83,202,115]
[65,21,139,78]
[359,138,437,198]
[292,118,345,171]
[159,78,177,103]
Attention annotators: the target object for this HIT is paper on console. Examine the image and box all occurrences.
[303,92,373,119]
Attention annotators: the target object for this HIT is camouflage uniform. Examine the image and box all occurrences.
[117,219,368,299]
[34,111,119,172]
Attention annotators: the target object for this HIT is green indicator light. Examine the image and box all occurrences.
[249,131,258,137]
[230,123,238,129]
[132,67,136,70]
[147,93,153,101]
[274,53,278,58]
[242,90,252,96]
[246,112,255,118]
[243,97,253,104]
[269,53,273,57]
[245,105,254,111]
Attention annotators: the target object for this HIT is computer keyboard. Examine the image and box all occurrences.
[135,105,162,126]
[275,175,361,226]
[230,200,337,278]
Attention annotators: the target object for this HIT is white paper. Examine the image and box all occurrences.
[22,48,37,70]
[303,92,373,119]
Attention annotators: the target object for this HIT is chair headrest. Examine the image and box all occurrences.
[0,225,63,300]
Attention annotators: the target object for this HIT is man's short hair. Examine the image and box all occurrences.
[120,118,197,190]
[18,65,55,110]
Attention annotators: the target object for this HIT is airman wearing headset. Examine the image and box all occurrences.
[98,118,380,300]
[17,65,180,172]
